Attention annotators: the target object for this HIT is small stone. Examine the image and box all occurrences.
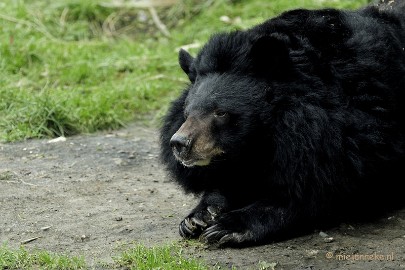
[115,216,123,221]
[47,137,67,143]
[324,237,335,243]
[80,234,89,241]
[319,231,329,238]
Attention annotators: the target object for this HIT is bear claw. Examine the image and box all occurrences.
[202,224,254,246]
[207,206,219,219]
[179,216,208,238]
[179,206,222,239]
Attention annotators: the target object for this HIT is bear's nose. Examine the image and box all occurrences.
[170,134,190,155]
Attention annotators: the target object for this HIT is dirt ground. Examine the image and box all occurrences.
[0,124,404,270]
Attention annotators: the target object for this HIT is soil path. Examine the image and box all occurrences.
[0,124,404,269]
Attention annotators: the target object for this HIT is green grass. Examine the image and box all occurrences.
[0,0,369,142]
[0,243,209,270]
[114,244,209,270]
[0,245,86,270]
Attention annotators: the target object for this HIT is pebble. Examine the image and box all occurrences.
[48,137,67,143]
[319,231,329,238]
[80,234,90,241]
[324,237,335,243]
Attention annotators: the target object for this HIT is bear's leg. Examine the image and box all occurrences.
[179,191,230,238]
[202,201,301,246]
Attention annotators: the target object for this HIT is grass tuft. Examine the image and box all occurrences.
[114,244,208,270]
[0,245,85,270]
[0,243,211,269]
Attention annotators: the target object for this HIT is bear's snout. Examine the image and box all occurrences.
[170,133,190,156]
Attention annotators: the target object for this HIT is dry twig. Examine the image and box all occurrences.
[149,7,170,37]
[21,236,41,244]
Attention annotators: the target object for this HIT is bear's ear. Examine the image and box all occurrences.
[179,49,196,82]
[250,33,291,78]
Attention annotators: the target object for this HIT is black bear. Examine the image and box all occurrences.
[160,0,405,247]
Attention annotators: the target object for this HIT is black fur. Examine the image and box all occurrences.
[160,1,405,246]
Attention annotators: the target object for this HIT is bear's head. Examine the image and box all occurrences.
[169,32,293,167]
[169,72,267,167]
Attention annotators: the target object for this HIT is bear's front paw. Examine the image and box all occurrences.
[179,206,221,238]
[201,214,254,246]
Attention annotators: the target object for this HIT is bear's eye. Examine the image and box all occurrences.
[213,110,228,118]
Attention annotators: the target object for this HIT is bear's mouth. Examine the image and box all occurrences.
[173,146,224,168]
[173,153,212,167]
[181,159,211,167]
